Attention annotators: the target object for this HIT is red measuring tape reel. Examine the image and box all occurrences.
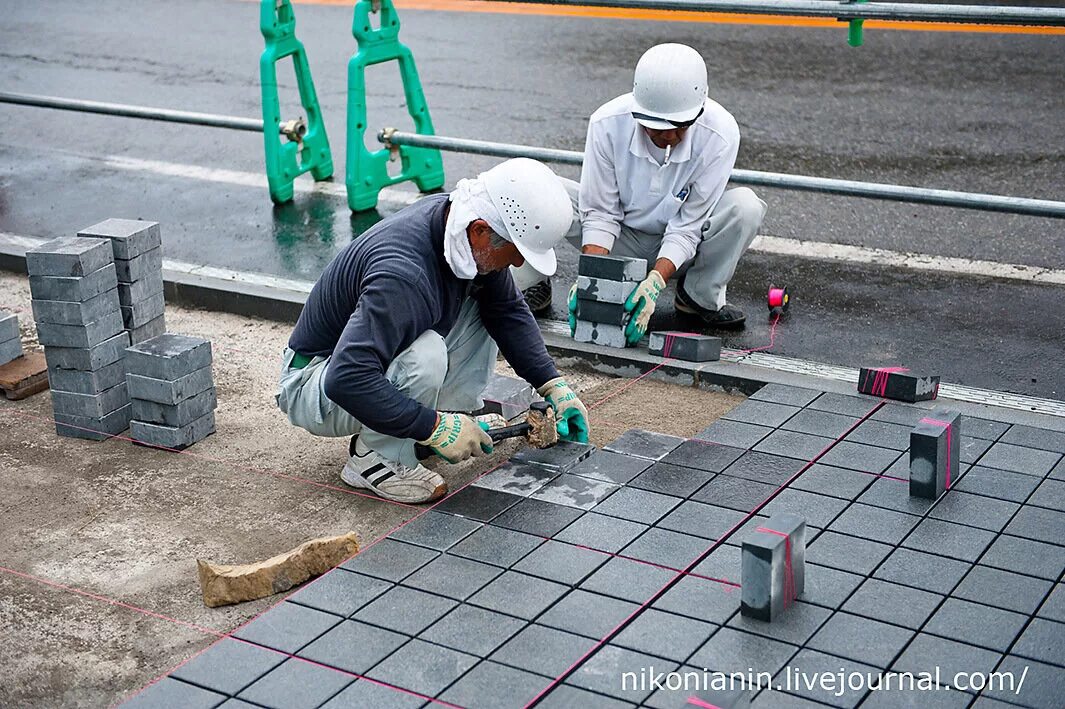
[767,286,790,313]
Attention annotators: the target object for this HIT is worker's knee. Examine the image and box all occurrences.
[389,330,448,395]
[722,187,767,228]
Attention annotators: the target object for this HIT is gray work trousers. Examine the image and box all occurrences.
[513,178,766,311]
[275,299,497,467]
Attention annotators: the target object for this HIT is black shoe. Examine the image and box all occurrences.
[674,281,747,329]
[522,279,552,316]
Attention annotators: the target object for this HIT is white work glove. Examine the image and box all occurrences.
[537,377,590,443]
[419,413,493,464]
[624,270,665,345]
[567,282,579,336]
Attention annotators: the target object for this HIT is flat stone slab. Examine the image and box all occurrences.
[26,236,113,278]
[125,333,212,380]
[78,218,161,259]
[130,410,215,450]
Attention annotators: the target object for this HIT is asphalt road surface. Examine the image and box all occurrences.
[0,0,1063,397]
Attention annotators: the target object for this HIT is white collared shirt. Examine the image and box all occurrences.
[578,93,740,269]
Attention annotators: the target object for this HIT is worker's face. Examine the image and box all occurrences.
[469,221,525,274]
[642,125,689,150]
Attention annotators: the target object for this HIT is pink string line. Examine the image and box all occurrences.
[732,312,781,355]
[920,417,955,489]
[687,697,723,709]
[755,527,794,610]
[862,366,909,398]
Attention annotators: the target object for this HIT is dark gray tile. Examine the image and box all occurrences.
[981,534,1065,581]
[808,392,877,418]
[1001,424,1065,454]
[924,598,1027,652]
[449,524,542,567]
[232,601,341,654]
[620,527,706,570]
[754,429,835,461]
[750,384,820,407]
[629,463,715,498]
[581,555,675,602]
[352,586,457,635]
[319,679,425,709]
[980,442,1061,476]
[1052,456,1065,481]
[841,578,942,630]
[401,553,502,600]
[467,571,569,620]
[791,463,875,500]
[592,486,679,524]
[491,497,583,537]
[512,440,595,472]
[540,685,637,708]
[530,473,620,510]
[691,544,742,585]
[237,659,352,709]
[723,450,806,485]
[1013,618,1065,668]
[783,409,860,439]
[961,435,993,465]
[660,440,745,473]
[953,465,1041,502]
[859,682,973,709]
[929,490,1020,532]
[829,503,919,545]
[367,639,477,698]
[171,638,285,696]
[1030,478,1065,511]
[569,450,653,484]
[540,589,640,638]
[728,601,832,646]
[121,678,226,709]
[288,570,392,618]
[568,645,678,703]
[298,620,408,675]
[1038,583,1065,623]
[648,680,756,709]
[418,604,526,657]
[472,460,558,496]
[773,650,879,709]
[656,501,747,540]
[555,513,647,553]
[808,612,913,668]
[893,634,1002,686]
[901,518,995,562]
[1005,506,1065,546]
[513,539,608,585]
[763,488,849,528]
[692,474,778,511]
[389,511,482,550]
[954,566,1054,615]
[965,417,1011,441]
[613,608,716,663]
[871,403,930,427]
[751,690,835,709]
[801,563,865,610]
[807,531,892,575]
[981,656,1063,709]
[817,442,901,474]
[432,485,522,522]
[340,539,439,583]
[845,419,912,450]
[652,574,739,624]
[694,419,773,449]
[603,429,684,460]
[722,399,801,427]
[439,661,546,709]
[857,476,935,515]
[491,624,592,678]
[691,626,798,675]
[874,547,971,595]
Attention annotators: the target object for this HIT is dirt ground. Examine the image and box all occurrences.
[0,270,742,708]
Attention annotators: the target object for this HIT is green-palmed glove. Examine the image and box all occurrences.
[567,282,579,337]
[624,270,666,346]
[537,377,590,443]
[418,413,493,464]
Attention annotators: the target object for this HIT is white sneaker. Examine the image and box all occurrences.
[341,437,448,504]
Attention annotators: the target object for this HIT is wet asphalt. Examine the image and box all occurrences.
[0,0,1062,397]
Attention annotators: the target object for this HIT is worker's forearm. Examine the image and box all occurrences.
[581,244,610,256]
[652,258,676,283]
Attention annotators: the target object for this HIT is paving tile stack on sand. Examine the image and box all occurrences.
[573,254,646,349]
[77,219,166,344]
[0,310,22,365]
[27,237,132,440]
[126,333,216,450]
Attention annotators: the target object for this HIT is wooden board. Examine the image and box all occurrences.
[0,351,49,400]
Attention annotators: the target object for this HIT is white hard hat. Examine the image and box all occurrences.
[480,158,572,277]
[632,43,708,130]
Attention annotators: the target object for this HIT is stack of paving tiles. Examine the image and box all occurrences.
[28,237,132,440]
[126,334,216,450]
[572,254,646,348]
[0,310,21,365]
[77,219,165,344]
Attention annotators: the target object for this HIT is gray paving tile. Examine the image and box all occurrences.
[288,570,392,618]
[783,409,860,440]
[449,524,542,567]
[432,485,522,522]
[389,511,482,551]
[751,690,839,709]
[845,419,912,450]
[539,685,636,708]
[953,465,1041,502]
[401,553,502,600]
[954,566,1054,615]
[924,598,1027,652]
[530,473,620,510]
[555,512,647,553]
[801,563,865,610]
[791,463,876,500]
[629,462,715,498]
[772,649,879,708]
[874,547,971,595]
[690,626,798,675]
[1010,618,1065,668]
[817,441,901,474]
[592,486,680,524]
[439,661,546,709]
[340,540,439,583]
[763,488,849,528]
[1001,424,1065,454]
[859,682,973,709]
[691,544,742,584]
[1052,456,1065,481]
[613,608,716,663]
[694,419,774,449]
[367,639,477,698]
[319,679,425,709]
[512,539,608,585]
[808,612,914,668]
[120,678,226,709]
[418,604,526,657]
[1030,478,1065,511]
[580,555,676,602]
[539,589,640,639]
[1038,584,1065,623]
[652,575,739,624]
[808,392,878,418]
[568,645,678,703]
[965,417,1011,441]
[961,435,994,464]
[1005,506,1065,546]
[171,638,285,696]
[490,624,592,678]
[490,497,583,537]
[603,429,684,461]
[298,620,408,675]
[472,460,558,496]
[807,531,893,575]
[901,518,996,562]
[857,476,935,515]
[232,601,341,654]
[648,678,755,709]
[722,399,801,427]
[237,659,352,709]
[352,586,457,635]
[829,503,919,545]
[656,501,747,540]
[620,527,706,570]
[871,403,930,427]
[980,655,1063,709]
[929,490,1020,532]
[511,440,595,473]
[467,571,569,620]
[841,578,942,630]
[661,440,745,472]
[750,383,820,407]
[691,474,778,511]
[981,534,1065,581]
[723,450,806,485]
[979,442,1061,477]
[728,601,833,646]
[893,634,1002,687]
[569,450,653,484]
[754,429,835,461]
